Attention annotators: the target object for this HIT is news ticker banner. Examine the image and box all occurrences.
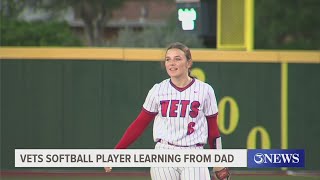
[15,149,304,168]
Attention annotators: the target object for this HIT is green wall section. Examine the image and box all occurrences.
[1,60,319,170]
[193,63,281,150]
[288,64,320,170]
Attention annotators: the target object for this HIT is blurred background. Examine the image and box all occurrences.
[1,0,320,179]
[1,0,319,49]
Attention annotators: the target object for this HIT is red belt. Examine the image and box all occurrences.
[157,139,204,147]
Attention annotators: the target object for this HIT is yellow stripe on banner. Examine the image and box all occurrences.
[124,48,164,61]
[0,47,124,60]
[279,51,320,63]
[281,62,288,171]
[0,47,319,63]
[191,50,278,62]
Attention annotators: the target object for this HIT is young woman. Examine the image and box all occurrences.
[105,42,230,180]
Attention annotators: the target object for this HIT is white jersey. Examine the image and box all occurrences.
[143,78,218,146]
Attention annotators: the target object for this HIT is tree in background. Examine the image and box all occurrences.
[112,12,204,48]
[0,0,82,46]
[45,0,125,46]
[0,0,28,19]
[2,0,319,49]
[255,0,320,50]
[1,0,202,47]
[1,20,82,46]
[113,27,204,48]
[1,0,126,46]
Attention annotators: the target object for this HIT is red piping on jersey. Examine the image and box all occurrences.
[206,112,218,118]
[142,107,158,115]
[169,78,195,92]
[115,109,156,149]
[206,114,220,149]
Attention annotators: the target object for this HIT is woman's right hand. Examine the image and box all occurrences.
[104,167,112,172]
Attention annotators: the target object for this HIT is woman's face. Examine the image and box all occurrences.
[165,48,192,79]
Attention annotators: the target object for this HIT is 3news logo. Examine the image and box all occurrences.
[247,149,305,168]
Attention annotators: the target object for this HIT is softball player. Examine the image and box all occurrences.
[105,42,230,180]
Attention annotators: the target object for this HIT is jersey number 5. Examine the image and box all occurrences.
[187,122,196,135]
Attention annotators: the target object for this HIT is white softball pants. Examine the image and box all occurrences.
[150,142,211,180]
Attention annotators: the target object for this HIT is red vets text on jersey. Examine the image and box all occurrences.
[160,100,200,118]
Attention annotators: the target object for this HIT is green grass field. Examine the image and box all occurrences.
[2,170,320,180]
[2,176,320,180]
